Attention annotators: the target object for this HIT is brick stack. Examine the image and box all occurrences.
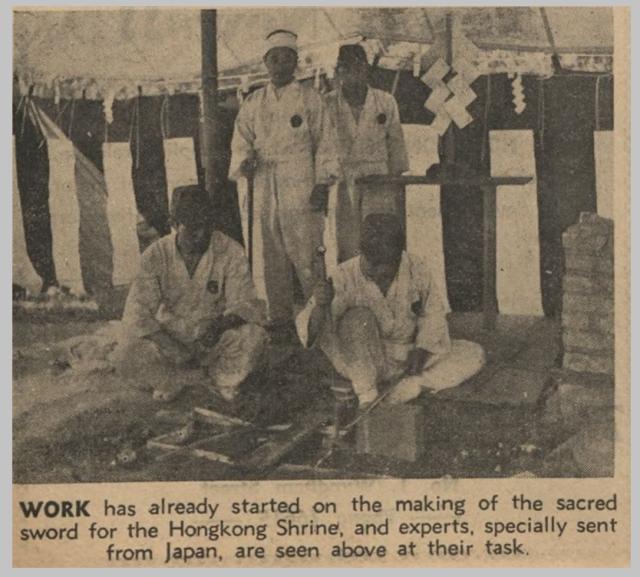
[561,212,614,375]
[537,213,615,476]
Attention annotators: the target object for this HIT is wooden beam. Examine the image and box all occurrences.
[357,175,533,187]
[200,9,219,198]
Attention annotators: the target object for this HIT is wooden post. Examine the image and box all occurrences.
[482,185,498,330]
[200,9,219,198]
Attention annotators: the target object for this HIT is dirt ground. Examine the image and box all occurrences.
[13,312,568,484]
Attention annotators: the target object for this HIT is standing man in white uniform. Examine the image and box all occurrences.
[324,44,409,262]
[114,185,268,402]
[296,213,485,408]
[229,30,339,325]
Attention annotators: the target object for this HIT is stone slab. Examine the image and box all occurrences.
[356,404,424,462]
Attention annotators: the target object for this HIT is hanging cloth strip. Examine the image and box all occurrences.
[33,102,114,295]
[402,123,451,312]
[161,93,198,202]
[30,101,84,295]
[103,142,141,285]
[490,130,544,316]
[594,130,614,221]
[593,76,614,220]
[12,135,42,295]
[163,137,199,203]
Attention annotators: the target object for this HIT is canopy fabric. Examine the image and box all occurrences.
[14,7,614,101]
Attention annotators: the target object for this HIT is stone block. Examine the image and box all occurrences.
[550,368,614,419]
[562,330,614,352]
[356,404,424,462]
[578,211,614,231]
[543,419,614,477]
[562,311,591,331]
[563,274,613,295]
[562,229,612,255]
[564,252,614,275]
[593,313,615,335]
[563,352,614,375]
[563,293,614,315]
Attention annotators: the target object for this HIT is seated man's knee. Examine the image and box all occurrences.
[112,338,141,375]
[453,340,486,371]
[112,338,160,381]
[337,306,378,339]
[238,323,269,350]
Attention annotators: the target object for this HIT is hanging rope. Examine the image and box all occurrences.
[480,74,491,166]
[322,9,345,39]
[540,7,564,75]
[540,8,556,53]
[422,10,436,42]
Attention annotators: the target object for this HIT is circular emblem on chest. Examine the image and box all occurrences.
[377,113,387,125]
[290,114,303,128]
[411,299,424,316]
[207,280,219,294]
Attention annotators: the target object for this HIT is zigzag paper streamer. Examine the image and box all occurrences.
[511,73,526,115]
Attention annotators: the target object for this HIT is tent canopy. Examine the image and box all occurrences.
[14,7,614,100]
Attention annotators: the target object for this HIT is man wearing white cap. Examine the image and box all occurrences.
[229,29,339,325]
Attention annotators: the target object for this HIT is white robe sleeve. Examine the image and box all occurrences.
[222,239,267,326]
[412,257,451,355]
[228,97,256,182]
[295,295,317,349]
[121,246,163,339]
[295,264,350,348]
[385,94,410,175]
[306,89,340,185]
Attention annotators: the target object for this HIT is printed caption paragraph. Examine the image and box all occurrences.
[15,490,623,567]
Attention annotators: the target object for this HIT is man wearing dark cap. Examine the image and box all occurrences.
[114,185,268,402]
[229,29,339,325]
[324,44,409,262]
[296,213,485,406]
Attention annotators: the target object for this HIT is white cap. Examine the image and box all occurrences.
[264,29,298,56]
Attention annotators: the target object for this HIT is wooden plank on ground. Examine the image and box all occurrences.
[194,407,253,428]
[239,410,329,473]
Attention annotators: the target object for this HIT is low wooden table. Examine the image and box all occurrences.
[356,174,534,330]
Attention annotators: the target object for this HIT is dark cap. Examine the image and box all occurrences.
[170,184,213,227]
[359,213,405,264]
[337,44,369,68]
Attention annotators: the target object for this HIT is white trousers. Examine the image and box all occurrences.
[320,307,485,405]
[247,168,324,323]
[114,324,268,399]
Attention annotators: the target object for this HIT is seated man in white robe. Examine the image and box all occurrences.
[114,185,268,402]
[296,213,485,407]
